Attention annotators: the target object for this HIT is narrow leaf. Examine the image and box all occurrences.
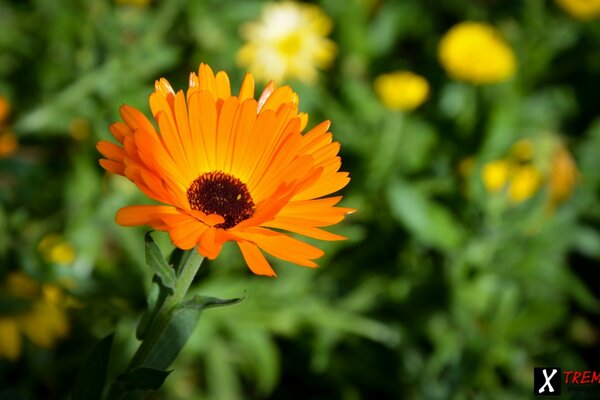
[183,294,244,310]
[117,367,172,391]
[71,334,114,400]
[140,295,242,370]
[144,232,176,291]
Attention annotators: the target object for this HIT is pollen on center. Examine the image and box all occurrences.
[187,171,256,229]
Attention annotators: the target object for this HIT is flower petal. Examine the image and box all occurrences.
[235,227,323,268]
[238,241,276,276]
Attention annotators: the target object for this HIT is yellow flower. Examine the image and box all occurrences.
[480,137,577,208]
[38,234,76,265]
[508,165,543,203]
[482,159,510,193]
[438,22,516,84]
[549,142,578,208]
[0,273,69,361]
[237,1,336,83]
[556,0,600,20]
[374,71,430,111]
[510,139,534,162]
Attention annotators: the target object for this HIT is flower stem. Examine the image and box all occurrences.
[127,247,204,369]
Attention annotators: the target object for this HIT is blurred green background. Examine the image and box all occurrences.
[1,0,600,398]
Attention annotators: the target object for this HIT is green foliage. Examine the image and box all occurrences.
[1,0,600,399]
[71,334,114,400]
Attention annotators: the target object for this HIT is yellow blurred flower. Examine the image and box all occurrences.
[374,71,430,111]
[549,143,578,208]
[480,137,578,207]
[438,21,516,84]
[507,165,543,203]
[38,234,76,265]
[0,273,69,361]
[482,159,510,193]
[510,139,534,162]
[556,0,600,20]
[237,1,336,83]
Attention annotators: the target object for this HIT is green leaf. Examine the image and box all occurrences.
[183,294,244,311]
[71,334,114,400]
[117,367,172,391]
[387,179,464,250]
[144,232,176,292]
[141,295,242,369]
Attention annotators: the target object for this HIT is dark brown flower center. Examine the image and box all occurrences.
[186,171,255,229]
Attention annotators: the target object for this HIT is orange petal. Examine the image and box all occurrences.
[198,63,216,96]
[173,90,199,177]
[120,104,156,135]
[235,227,323,268]
[261,86,298,112]
[215,97,239,172]
[257,81,276,112]
[165,215,209,250]
[215,71,232,100]
[293,172,350,201]
[197,228,232,259]
[228,98,258,177]
[155,78,175,98]
[196,90,218,171]
[115,205,178,229]
[238,73,255,101]
[238,241,276,276]
[109,122,132,143]
[262,219,346,241]
[97,140,126,161]
[99,159,125,175]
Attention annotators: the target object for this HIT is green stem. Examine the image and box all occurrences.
[127,247,204,369]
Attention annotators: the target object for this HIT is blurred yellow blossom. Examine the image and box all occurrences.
[237,1,336,83]
[482,159,510,193]
[38,234,76,265]
[507,165,543,203]
[480,137,578,207]
[549,143,578,208]
[374,71,430,111]
[556,0,600,20]
[0,273,69,361]
[510,139,534,162]
[438,21,516,84]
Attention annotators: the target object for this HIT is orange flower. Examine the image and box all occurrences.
[98,63,353,276]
